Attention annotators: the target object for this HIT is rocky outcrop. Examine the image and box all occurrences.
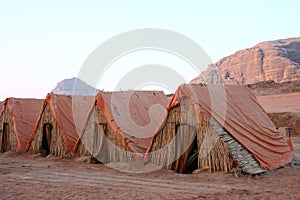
[267,112,300,136]
[247,80,300,96]
[191,37,300,85]
[52,77,99,96]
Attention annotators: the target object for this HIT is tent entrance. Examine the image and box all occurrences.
[1,123,9,152]
[42,124,52,157]
[92,123,107,163]
[172,124,198,173]
[185,137,199,173]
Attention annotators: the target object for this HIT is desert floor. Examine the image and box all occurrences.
[0,137,299,200]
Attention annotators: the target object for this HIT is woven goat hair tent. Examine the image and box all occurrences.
[27,94,93,157]
[0,98,43,152]
[73,91,169,164]
[146,84,294,174]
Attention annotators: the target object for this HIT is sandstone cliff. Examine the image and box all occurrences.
[191,37,300,85]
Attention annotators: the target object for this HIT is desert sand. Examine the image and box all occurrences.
[257,92,300,113]
[0,137,299,199]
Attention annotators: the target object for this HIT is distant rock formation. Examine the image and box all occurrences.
[52,77,99,96]
[191,37,300,85]
[247,80,300,96]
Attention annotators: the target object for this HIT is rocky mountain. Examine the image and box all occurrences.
[191,37,300,85]
[52,77,99,96]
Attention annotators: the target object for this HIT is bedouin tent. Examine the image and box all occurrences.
[146,84,294,174]
[0,98,43,152]
[27,93,93,157]
[73,90,169,164]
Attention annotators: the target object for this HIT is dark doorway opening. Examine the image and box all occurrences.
[92,123,107,164]
[172,124,198,173]
[42,124,52,157]
[1,123,9,152]
[185,137,199,173]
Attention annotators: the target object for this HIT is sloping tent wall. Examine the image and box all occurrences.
[147,101,239,174]
[0,98,43,152]
[0,102,3,112]
[147,84,294,174]
[73,91,169,164]
[27,94,93,157]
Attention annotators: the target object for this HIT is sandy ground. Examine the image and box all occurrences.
[0,138,299,199]
[257,92,300,113]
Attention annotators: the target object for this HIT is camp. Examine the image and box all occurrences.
[27,93,93,157]
[146,84,294,174]
[0,98,43,153]
[73,90,169,164]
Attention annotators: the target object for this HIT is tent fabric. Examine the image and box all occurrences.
[27,94,94,154]
[77,91,169,154]
[148,84,293,170]
[1,98,44,151]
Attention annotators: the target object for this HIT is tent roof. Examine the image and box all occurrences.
[27,94,94,154]
[78,90,169,154]
[148,84,293,170]
[1,98,44,151]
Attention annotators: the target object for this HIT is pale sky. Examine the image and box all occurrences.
[1,1,299,100]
